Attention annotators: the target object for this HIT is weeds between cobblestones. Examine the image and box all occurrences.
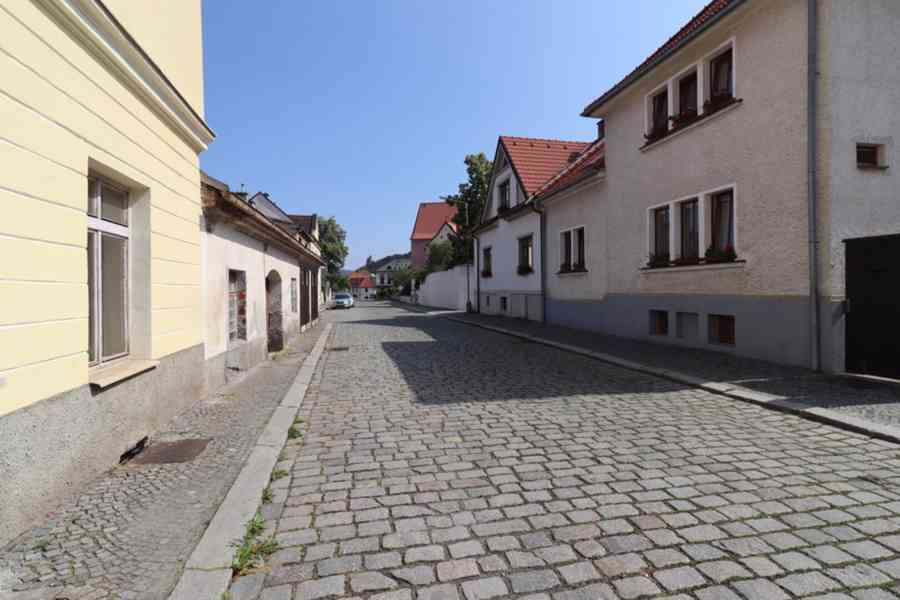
[236,304,900,600]
[231,513,280,576]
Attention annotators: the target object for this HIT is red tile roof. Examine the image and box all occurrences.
[500,136,591,197]
[582,0,744,116]
[534,140,606,200]
[410,202,458,240]
[359,277,375,289]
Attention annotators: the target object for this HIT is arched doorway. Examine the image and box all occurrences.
[265,270,283,352]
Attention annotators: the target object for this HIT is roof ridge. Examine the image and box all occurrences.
[533,140,606,200]
[501,135,591,146]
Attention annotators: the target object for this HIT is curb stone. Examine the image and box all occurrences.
[444,316,900,447]
[167,323,333,600]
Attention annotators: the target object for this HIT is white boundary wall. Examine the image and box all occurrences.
[417,265,475,311]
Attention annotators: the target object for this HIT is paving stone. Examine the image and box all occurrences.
[350,571,398,593]
[392,565,436,586]
[653,566,706,592]
[461,576,509,600]
[613,575,661,599]
[295,574,346,599]
[437,559,479,582]
[558,561,601,585]
[419,583,461,600]
[317,554,362,576]
[595,552,647,577]
[448,540,484,559]
[827,563,892,588]
[405,545,445,563]
[776,572,842,596]
[732,578,791,600]
[695,586,743,600]
[697,560,752,583]
[509,569,561,594]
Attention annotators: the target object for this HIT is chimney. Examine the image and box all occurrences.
[596,119,606,141]
[234,183,248,200]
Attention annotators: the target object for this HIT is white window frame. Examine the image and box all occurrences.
[703,38,737,107]
[497,177,512,212]
[646,183,739,265]
[643,37,737,140]
[644,81,672,137]
[482,245,493,275]
[228,269,247,342]
[559,225,587,271]
[87,176,130,367]
[291,277,298,313]
[517,234,534,271]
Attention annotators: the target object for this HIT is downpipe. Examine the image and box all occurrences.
[807,0,822,371]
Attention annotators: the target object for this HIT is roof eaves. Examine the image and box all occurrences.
[581,0,746,117]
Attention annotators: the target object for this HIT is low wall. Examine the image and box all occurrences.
[418,265,475,311]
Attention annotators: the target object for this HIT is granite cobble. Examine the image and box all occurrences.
[0,322,326,599]
[231,303,900,599]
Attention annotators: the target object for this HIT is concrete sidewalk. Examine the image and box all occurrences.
[437,310,900,445]
[0,320,331,600]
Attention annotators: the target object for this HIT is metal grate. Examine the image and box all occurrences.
[128,438,211,465]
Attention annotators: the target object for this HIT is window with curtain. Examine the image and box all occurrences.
[710,48,733,100]
[87,176,130,365]
[650,89,669,136]
[678,71,698,116]
[710,190,734,251]
[652,206,670,262]
[560,230,572,271]
[680,199,699,260]
[518,235,534,274]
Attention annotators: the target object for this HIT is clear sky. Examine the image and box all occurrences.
[200,0,709,270]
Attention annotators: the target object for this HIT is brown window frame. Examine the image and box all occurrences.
[708,314,736,346]
[857,143,884,169]
[649,310,669,336]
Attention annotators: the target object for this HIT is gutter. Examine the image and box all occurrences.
[581,0,747,117]
[807,0,821,371]
[540,208,547,324]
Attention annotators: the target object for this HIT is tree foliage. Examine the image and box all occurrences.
[425,241,454,272]
[442,153,493,266]
[318,216,349,276]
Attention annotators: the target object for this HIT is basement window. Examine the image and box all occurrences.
[649,310,669,336]
[709,314,736,346]
[857,143,887,170]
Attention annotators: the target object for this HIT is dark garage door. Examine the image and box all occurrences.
[846,234,900,379]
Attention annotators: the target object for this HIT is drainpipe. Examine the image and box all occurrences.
[539,205,547,324]
[474,235,481,312]
[807,0,821,371]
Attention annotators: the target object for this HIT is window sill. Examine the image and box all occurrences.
[640,260,746,274]
[89,358,159,388]
[640,99,743,153]
[557,269,588,277]
[857,164,889,171]
[517,269,535,277]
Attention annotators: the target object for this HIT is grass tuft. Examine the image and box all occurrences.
[271,469,288,482]
[261,486,274,504]
[287,426,302,440]
[231,512,278,575]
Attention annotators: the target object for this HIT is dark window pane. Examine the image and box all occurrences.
[711,191,734,251]
[679,72,698,114]
[101,233,128,358]
[857,144,879,166]
[654,207,670,258]
[650,310,669,336]
[652,90,668,132]
[561,230,572,268]
[709,314,736,345]
[88,231,97,363]
[711,49,733,98]
[101,183,128,226]
[575,228,585,267]
[681,200,699,259]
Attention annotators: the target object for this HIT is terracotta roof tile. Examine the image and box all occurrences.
[534,140,606,200]
[582,0,743,116]
[411,202,458,240]
[500,136,591,197]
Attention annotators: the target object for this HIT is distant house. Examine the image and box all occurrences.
[375,257,412,289]
[349,270,376,299]
[472,136,590,321]
[410,202,458,268]
[201,174,325,390]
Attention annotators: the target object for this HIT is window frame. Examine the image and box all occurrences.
[559,226,587,273]
[647,202,671,266]
[677,197,700,263]
[704,39,737,112]
[708,187,736,254]
[645,82,671,141]
[228,269,247,342]
[708,314,736,346]
[291,277,298,313]
[649,310,669,336]
[481,246,493,277]
[856,143,888,170]
[517,234,534,275]
[497,179,511,212]
[87,176,131,367]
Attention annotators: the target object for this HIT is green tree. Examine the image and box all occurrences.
[425,240,454,272]
[442,153,493,265]
[331,275,350,291]
[318,217,349,287]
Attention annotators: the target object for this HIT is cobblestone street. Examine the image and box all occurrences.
[243,302,900,600]
[0,323,325,600]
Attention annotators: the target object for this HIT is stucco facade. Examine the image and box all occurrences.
[544,0,900,374]
[0,0,212,544]
[476,212,543,321]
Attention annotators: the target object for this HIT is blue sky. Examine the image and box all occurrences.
[201,0,708,270]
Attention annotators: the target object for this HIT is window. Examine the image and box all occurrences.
[678,71,698,116]
[649,310,669,336]
[498,180,510,212]
[676,312,699,340]
[857,143,886,169]
[708,189,735,260]
[291,277,298,313]
[500,296,508,312]
[647,88,669,141]
[679,199,699,262]
[518,235,534,275]
[650,206,670,266]
[708,47,734,110]
[228,270,247,341]
[560,227,586,272]
[87,176,130,365]
[486,295,491,307]
[481,247,492,277]
[709,314,736,345]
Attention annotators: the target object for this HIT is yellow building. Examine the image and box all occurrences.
[0,0,213,544]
